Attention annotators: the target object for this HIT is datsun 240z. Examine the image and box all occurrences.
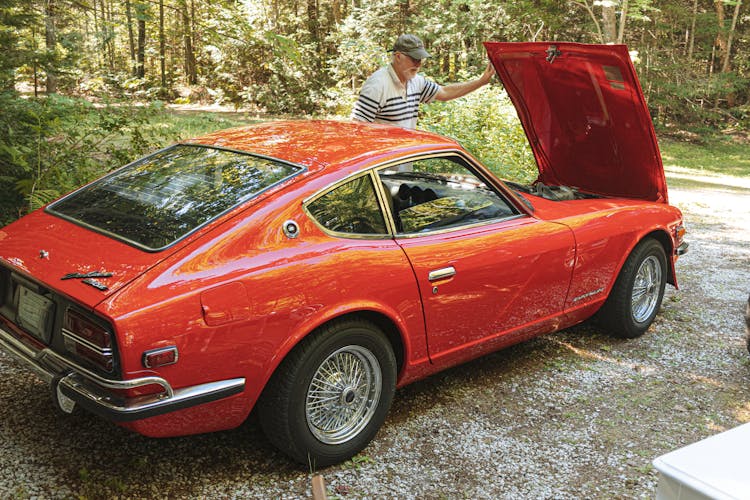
[0,42,687,466]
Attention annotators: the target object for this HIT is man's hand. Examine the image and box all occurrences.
[435,61,496,102]
[480,62,496,84]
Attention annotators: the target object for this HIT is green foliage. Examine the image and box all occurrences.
[0,0,33,91]
[3,0,749,132]
[420,86,537,183]
[0,94,168,224]
[646,60,750,129]
[659,136,750,178]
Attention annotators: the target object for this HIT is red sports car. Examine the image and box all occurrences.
[0,42,686,466]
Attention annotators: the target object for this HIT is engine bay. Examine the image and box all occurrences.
[506,181,602,201]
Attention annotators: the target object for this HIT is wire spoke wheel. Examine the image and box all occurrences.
[596,238,667,338]
[305,345,382,445]
[258,318,396,466]
[631,255,663,323]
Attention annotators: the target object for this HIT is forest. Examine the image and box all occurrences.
[0,0,748,223]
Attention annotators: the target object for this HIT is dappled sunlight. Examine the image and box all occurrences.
[732,400,750,424]
[548,337,657,375]
[664,166,750,190]
[547,337,728,389]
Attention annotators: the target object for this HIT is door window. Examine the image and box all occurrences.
[377,156,517,234]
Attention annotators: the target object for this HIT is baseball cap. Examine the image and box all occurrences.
[391,34,430,60]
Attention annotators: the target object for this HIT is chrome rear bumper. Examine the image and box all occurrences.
[0,324,245,422]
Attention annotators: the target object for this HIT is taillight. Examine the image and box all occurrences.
[674,222,686,244]
[62,309,114,373]
[142,346,178,368]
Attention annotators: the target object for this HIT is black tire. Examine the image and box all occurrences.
[257,318,396,467]
[596,238,667,338]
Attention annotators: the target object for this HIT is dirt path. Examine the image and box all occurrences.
[0,168,748,499]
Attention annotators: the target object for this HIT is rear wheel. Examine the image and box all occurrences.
[597,238,667,338]
[257,318,396,467]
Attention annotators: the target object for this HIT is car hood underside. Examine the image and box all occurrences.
[484,41,668,203]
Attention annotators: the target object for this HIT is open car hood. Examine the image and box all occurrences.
[484,42,667,202]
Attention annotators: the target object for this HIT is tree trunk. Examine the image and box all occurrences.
[181,0,197,85]
[572,1,604,43]
[92,0,103,69]
[136,2,146,79]
[687,0,698,60]
[721,0,742,73]
[159,0,166,88]
[307,0,319,44]
[616,0,628,44]
[714,0,727,73]
[331,0,342,25]
[191,0,198,69]
[399,0,410,33]
[602,1,617,44]
[103,0,115,71]
[44,0,58,94]
[125,0,137,76]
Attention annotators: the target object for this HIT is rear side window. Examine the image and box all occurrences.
[307,174,387,236]
[47,145,302,250]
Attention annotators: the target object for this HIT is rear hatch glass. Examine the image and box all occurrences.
[47,144,303,251]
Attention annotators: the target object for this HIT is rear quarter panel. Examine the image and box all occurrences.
[98,186,426,435]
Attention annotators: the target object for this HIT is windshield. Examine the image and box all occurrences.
[47,144,303,250]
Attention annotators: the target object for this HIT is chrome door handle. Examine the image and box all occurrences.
[428,266,456,282]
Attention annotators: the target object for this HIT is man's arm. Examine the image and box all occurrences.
[434,63,495,102]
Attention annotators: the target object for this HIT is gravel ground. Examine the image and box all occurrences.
[1,165,749,499]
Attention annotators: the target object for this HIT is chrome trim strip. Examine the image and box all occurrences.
[676,241,689,256]
[571,287,605,303]
[1,323,244,420]
[62,329,113,356]
[0,326,56,383]
[302,170,393,240]
[0,325,172,396]
[58,373,245,422]
[302,150,527,240]
[428,266,456,281]
[394,214,527,239]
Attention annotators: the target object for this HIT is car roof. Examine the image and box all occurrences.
[184,120,461,172]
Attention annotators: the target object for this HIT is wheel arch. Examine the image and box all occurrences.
[339,310,406,375]
[254,308,408,410]
[642,228,676,286]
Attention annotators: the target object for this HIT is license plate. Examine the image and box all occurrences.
[17,285,54,343]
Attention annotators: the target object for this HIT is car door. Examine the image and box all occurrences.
[376,155,575,365]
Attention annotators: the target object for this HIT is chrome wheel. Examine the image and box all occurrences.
[595,238,667,338]
[305,345,382,445]
[631,255,662,323]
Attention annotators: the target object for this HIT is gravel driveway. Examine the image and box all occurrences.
[1,166,748,499]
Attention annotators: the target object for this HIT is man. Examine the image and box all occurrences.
[351,34,495,129]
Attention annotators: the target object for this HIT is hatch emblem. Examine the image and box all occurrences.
[61,270,113,292]
[61,271,113,280]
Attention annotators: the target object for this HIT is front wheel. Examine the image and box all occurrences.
[257,318,396,467]
[596,238,668,338]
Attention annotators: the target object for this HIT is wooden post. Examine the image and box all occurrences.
[311,475,327,500]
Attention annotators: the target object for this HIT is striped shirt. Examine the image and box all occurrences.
[351,64,441,129]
